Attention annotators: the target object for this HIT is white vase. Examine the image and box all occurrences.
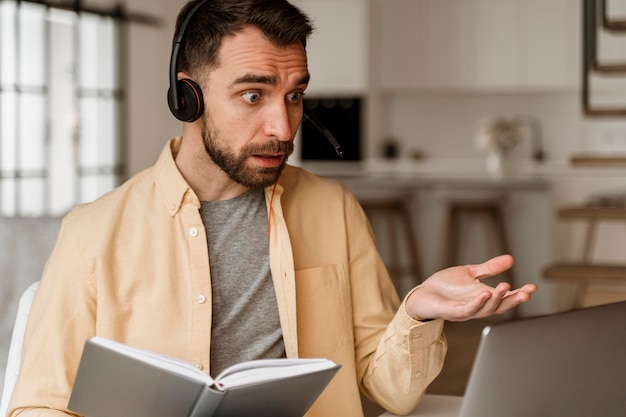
[485,152,508,178]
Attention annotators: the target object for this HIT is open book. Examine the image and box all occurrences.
[68,337,340,417]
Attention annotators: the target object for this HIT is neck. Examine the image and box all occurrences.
[175,130,250,201]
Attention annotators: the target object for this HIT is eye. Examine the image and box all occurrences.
[241,91,261,104]
[286,91,303,104]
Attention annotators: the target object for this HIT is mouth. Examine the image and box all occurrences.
[251,153,286,168]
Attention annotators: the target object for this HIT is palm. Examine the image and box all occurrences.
[406,255,537,322]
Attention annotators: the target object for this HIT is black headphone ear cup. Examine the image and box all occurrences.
[167,78,204,122]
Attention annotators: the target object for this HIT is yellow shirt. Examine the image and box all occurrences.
[9,137,446,417]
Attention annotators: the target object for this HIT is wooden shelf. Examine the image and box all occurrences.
[570,154,626,167]
[544,263,626,282]
[557,206,626,220]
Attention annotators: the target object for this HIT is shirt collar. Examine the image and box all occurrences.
[153,137,199,217]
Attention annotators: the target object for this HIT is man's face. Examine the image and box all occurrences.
[199,26,310,189]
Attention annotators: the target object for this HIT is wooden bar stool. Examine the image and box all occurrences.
[444,200,515,287]
[542,205,626,308]
[359,195,422,294]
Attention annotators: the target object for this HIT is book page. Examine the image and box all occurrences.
[214,358,337,390]
[90,337,213,385]
[89,337,337,392]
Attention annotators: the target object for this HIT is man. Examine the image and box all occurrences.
[8,1,536,416]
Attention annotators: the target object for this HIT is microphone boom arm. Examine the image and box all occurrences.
[303,108,344,158]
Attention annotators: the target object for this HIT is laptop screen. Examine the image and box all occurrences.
[459,301,626,417]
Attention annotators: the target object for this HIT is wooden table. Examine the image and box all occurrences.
[378,395,463,417]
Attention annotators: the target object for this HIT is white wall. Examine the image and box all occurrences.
[123,0,186,176]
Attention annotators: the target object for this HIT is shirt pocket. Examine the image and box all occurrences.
[295,264,353,355]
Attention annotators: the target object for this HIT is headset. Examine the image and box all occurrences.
[167,0,210,122]
[166,0,343,157]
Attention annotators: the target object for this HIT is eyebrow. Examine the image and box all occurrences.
[231,73,310,87]
[233,74,276,85]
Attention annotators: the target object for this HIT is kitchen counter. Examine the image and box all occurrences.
[331,172,550,192]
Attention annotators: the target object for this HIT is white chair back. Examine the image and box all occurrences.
[0,281,39,417]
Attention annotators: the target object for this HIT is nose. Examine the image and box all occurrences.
[264,102,297,142]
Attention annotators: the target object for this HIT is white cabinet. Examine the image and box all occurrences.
[373,0,580,92]
[291,0,370,95]
[293,0,581,93]
[372,0,429,89]
[519,0,580,89]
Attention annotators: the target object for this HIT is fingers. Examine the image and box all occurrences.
[449,283,509,320]
[490,283,537,315]
[506,283,538,297]
[466,281,534,319]
[478,281,512,315]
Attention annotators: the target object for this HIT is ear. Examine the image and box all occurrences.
[178,71,193,81]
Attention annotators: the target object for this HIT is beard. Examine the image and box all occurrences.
[201,116,294,189]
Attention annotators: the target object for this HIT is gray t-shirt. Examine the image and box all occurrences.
[200,189,285,376]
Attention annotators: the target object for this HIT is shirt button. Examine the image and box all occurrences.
[197,294,206,304]
[186,194,193,202]
[415,371,422,379]
[189,227,199,237]
[194,362,204,370]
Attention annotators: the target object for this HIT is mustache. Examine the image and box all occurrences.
[243,140,294,156]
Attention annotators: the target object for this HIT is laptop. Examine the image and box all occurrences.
[458,300,626,417]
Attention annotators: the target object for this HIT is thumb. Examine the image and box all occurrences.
[467,254,514,280]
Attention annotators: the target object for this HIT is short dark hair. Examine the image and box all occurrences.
[174,0,314,78]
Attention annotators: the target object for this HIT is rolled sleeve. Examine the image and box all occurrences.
[362,293,447,415]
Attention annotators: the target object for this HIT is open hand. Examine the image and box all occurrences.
[406,254,537,322]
